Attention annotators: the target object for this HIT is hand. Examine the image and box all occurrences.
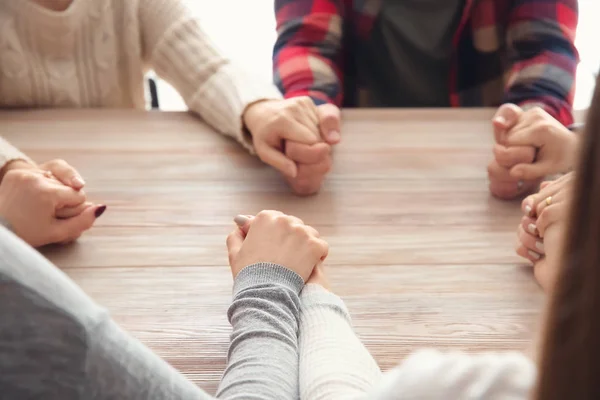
[489,104,538,199]
[243,97,321,178]
[1,158,86,190]
[226,211,329,281]
[283,104,341,195]
[0,169,105,247]
[533,218,565,293]
[1,158,88,218]
[521,172,574,237]
[306,263,331,291]
[504,107,578,180]
[284,142,332,195]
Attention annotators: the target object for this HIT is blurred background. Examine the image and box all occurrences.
[155,0,600,111]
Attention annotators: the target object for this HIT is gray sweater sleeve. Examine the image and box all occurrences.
[217,263,304,399]
[0,226,303,400]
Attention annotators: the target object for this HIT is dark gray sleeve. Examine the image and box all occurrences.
[0,227,303,400]
[217,263,304,400]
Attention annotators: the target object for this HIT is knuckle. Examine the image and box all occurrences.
[292,224,309,237]
[256,210,277,222]
[532,107,545,117]
[51,158,68,167]
[274,214,291,227]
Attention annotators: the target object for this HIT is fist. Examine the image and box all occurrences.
[226,211,329,281]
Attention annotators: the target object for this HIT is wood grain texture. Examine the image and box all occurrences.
[0,108,566,394]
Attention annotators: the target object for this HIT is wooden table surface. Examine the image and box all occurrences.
[1,108,546,393]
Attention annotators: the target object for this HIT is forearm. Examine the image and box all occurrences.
[0,137,34,180]
[299,284,381,400]
[273,0,344,106]
[140,0,281,152]
[504,0,578,126]
[217,263,304,400]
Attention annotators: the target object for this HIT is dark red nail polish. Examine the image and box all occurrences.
[94,205,107,218]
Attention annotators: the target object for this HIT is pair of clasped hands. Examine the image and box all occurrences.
[489,104,578,291]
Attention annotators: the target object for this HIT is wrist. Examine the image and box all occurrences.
[233,263,304,297]
[0,159,35,181]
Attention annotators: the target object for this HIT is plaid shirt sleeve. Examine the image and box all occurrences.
[273,0,344,106]
[503,0,579,125]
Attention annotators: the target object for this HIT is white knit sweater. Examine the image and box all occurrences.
[300,284,536,399]
[0,0,282,169]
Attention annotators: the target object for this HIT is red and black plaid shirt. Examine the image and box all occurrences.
[273,0,578,125]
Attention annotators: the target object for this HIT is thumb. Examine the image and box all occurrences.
[317,104,342,144]
[52,204,105,243]
[256,143,298,178]
[234,214,254,236]
[227,215,254,264]
[493,104,523,144]
[510,162,550,181]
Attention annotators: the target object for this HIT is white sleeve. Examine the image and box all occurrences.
[299,284,382,400]
[366,349,536,400]
[139,0,282,152]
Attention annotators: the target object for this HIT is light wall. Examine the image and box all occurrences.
[157,0,600,111]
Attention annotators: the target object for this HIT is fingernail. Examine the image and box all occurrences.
[71,176,86,188]
[234,215,250,227]
[494,116,507,126]
[524,205,532,216]
[94,205,107,218]
[528,223,538,235]
[536,241,545,252]
[328,130,341,142]
[528,250,541,260]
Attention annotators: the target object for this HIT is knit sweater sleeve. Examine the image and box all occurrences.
[0,137,34,174]
[138,0,282,153]
[299,284,536,400]
[299,284,382,399]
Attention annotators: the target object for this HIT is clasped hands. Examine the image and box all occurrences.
[0,159,104,247]
[243,98,341,196]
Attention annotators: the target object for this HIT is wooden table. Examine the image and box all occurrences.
[1,108,545,394]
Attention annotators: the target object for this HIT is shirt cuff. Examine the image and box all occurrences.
[233,263,304,298]
[300,284,352,323]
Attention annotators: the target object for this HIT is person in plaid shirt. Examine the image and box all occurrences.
[273,0,578,198]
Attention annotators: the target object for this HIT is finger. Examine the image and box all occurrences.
[535,190,565,217]
[489,180,521,200]
[517,225,545,255]
[279,119,320,144]
[317,104,342,144]
[287,157,332,196]
[285,141,330,164]
[509,161,552,181]
[51,185,87,208]
[520,215,539,236]
[226,228,245,264]
[492,104,523,144]
[234,215,255,236]
[540,180,553,190]
[487,159,518,183]
[51,205,104,243]
[537,204,564,238]
[493,144,536,168]
[515,243,542,262]
[41,160,85,190]
[256,144,298,178]
[505,122,545,148]
[522,178,564,216]
[311,237,329,261]
[56,201,94,219]
[297,156,332,176]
